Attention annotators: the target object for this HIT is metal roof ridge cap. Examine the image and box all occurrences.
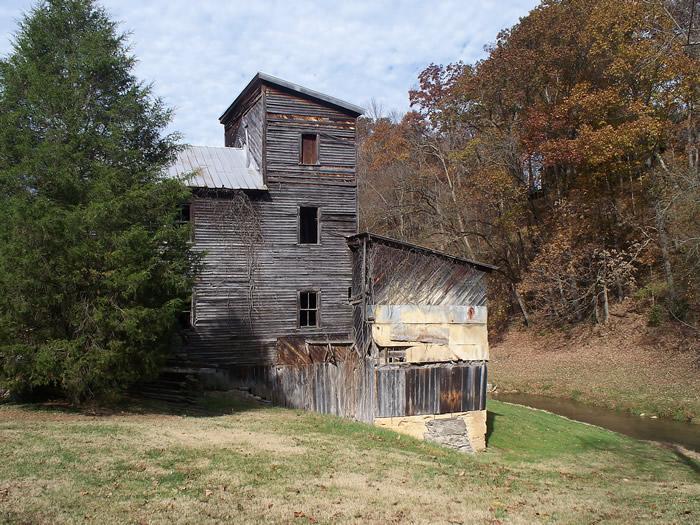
[256,72,365,115]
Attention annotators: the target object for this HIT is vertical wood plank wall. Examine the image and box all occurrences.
[352,236,490,420]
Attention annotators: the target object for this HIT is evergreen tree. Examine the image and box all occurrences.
[0,0,197,402]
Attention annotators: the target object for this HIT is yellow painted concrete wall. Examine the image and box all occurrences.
[370,305,489,362]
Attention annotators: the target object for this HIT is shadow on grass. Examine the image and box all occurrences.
[666,444,700,476]
[486,409,500,446]
[4,390,270,419]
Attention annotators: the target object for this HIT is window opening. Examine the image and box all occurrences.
[299,206,319,244]
[299,290,319,327]
[301,133,319,164]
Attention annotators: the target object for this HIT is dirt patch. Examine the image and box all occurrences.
[149,426,306,455]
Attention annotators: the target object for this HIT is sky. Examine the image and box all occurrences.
[0,0,539,146]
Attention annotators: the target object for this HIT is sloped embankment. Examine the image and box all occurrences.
[490,301,700,422]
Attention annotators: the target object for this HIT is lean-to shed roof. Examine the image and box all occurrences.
[165,145,266,190]
[347,232,498,273]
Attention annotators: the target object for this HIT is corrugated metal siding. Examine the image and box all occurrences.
[166,145,266,190]
[375,362,487,418]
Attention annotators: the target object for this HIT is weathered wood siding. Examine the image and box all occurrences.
[186,83,358,367]
[264,85,356,186]
[273,355,375,423]
[346,235,490,421]
[224,89,264,172]
[367,242,488,307]
[206,343,375,423]
[349,236,489,356]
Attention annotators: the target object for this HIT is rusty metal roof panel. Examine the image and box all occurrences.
[347,232,498,272]
[165,145,266,190]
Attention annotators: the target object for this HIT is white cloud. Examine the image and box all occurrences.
[1,0,539,145]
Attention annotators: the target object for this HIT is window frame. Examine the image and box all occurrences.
[182,288,197,328]
[297,205,320,245]
[299,132,320,166]
[297,289,321,329]
[177,201,195,243]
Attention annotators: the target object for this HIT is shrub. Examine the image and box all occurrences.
[0,0,198,403]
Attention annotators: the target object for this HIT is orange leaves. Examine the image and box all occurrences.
[361,0,699,326]
[481,0,696,188]
[361,118,411,172]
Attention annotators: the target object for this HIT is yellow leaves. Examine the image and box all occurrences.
[542,113,664,178]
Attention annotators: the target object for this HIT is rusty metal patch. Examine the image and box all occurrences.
[276,337,354,366]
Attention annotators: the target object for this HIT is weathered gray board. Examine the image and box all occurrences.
[213,342,375,423]
[176,75,493,428]
[348,233,492,357]
[218,356,485,424]
[273,356,375,423]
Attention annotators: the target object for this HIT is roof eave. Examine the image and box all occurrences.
[219,72,365,123]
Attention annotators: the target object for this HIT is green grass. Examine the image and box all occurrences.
[0,394,698,524]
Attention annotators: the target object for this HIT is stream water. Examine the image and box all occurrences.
[490,392,700,452]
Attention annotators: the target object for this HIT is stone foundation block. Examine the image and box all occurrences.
[374,409,487,452]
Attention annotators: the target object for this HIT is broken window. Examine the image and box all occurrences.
[300,133,319,165]
[177,202,194,241]
[177,203,191,224]
[299,206,319,244]
[299,290,319,327]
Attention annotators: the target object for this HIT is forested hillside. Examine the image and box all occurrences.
[358,0,700,333]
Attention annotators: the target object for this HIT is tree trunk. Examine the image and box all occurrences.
[512,283,530,326]
[602,283,609,324]
[654,201,676,302]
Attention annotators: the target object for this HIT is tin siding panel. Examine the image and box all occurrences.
[375,362,487,418]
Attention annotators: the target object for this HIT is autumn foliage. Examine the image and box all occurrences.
[358,0,700,330]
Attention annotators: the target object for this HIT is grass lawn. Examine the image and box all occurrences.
[1,394,698,524]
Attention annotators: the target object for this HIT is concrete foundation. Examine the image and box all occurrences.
[374,409,487,452]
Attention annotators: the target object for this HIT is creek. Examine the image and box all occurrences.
[491,392,700,452]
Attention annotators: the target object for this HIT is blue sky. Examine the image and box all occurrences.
[1,1,539,146]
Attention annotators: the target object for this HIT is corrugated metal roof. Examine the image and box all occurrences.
[166,145,266,190]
